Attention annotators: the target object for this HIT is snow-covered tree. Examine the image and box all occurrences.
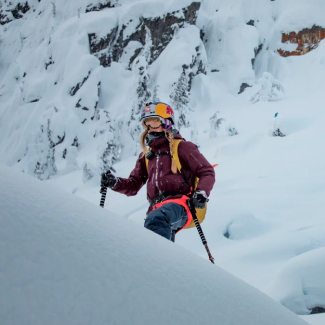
[209,112,224,138]
[32,120,57,180]
[251,72,285,103]
[170,66,190,129]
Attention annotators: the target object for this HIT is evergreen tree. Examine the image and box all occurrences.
[170,66,190,129]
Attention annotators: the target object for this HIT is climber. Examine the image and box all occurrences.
[100,102,215,242]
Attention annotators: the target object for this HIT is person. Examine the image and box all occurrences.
[101,102,215,242]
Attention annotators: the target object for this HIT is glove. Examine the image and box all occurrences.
[101,170,117,189]
[191,190,209,209]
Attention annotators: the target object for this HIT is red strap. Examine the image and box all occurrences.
[152,195,193,229]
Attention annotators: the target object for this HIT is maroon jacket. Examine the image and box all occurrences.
[113,134,215,204]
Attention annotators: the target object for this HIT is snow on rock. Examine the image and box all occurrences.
[0,0,205,181]
[267,247,325,315]
[0,166,308,325]
[223,213,271,240]
[88,1,201,67]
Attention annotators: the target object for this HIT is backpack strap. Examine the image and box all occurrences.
[145,154,149,171]
[170,139,183,174]
[171,139,199,192]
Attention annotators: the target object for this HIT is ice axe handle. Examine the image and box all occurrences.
[99,167,116,208]
[100,186,107,208]
[188,199,215,264]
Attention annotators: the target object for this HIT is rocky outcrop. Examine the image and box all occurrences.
[0,1,30,25]
[85,0,119,13]
[310,306,325,314]
[278,25,325,57]
[69,71,91,96]
[88,2,201,68]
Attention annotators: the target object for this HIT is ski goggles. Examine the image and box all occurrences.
[142,117,162,129]
[142,116,173,130]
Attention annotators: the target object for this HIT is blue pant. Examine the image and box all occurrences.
[144,203,188,242]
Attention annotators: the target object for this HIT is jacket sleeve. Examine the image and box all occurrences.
[112,154,148,196]
[178,141,215,196]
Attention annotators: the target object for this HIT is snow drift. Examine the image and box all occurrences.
[0,166,307,325]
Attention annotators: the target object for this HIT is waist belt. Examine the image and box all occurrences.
[149,193,188,206]
[149,193,168,206]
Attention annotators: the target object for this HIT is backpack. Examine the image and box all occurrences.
[145,139,207,228]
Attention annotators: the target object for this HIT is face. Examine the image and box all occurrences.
[143,117,164,133]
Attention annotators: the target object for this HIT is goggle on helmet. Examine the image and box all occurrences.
[140,102,174,129]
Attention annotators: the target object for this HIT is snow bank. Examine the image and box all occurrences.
[268,247,325,315]
[0,166,307,325]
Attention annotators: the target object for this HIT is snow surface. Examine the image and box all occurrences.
[1,0,325,324]
[0,166,307,325]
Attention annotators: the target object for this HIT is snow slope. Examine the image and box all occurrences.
[56,34,325,325]
[0,166,307,325]
[1,0,325,324]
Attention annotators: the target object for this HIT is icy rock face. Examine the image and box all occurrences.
[88,2,201,68]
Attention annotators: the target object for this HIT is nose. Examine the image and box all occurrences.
[147,124,161,130]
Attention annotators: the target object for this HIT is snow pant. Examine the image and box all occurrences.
[144,203,188,242]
